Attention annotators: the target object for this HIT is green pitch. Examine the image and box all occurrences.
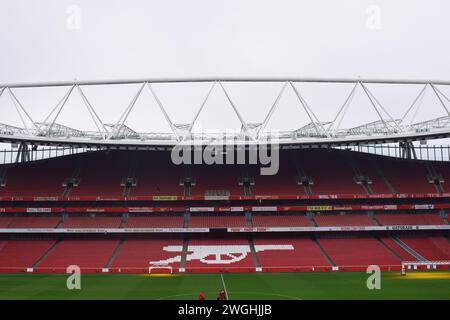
[0,271,449,300]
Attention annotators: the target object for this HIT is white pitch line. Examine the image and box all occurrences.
[220,273,230,300]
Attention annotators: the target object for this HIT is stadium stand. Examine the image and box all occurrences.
[123,215,184,228]
[317,237,401,267]
[379,159,436,193]
[129,152,184,196]
[378,237,418,261]
[350,153,392,194]
[250,157,306,196]
[398,237,450,261]
[299,149,366,195]
[253,236,330,271]
[69,152,129,196]
[375,213,445,226]
[111,238,183,270]
[313,214,374,226]
[0,148,449,274]
[37,240,118,269]
[185,236,255,271]
[0,149,448,197]
[0,240,56,268]
[61,216,122,228]
[433,163,450,193]
[0,158,71,196]
[188,215,248,228]
[0,217,16,228]
[7,216,60,228]
[251,214,310,227]
[189,165,245,196]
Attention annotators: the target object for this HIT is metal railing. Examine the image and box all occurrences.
[335,144,450,162]
[0,146,99,165]
[0,144,449,165]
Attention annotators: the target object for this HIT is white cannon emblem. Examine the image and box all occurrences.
[150,244,294,265]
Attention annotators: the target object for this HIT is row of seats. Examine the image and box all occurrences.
[0,213,446,228]
[374,214,444,226]
[317,238,400,266]
[0,235,448,270]
[0,149,447,197]
[314,214,374,226]
[400,237,450,261]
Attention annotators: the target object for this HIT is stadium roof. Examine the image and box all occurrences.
[0,77,449,148]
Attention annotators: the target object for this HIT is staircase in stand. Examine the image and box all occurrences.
[376,236,403,261]
[312,236,336,267]
[183,212,189,228]
[248,236,261,270]
[346,153,373,195]
[246,212,253,227]
[308,214,318,227]
[32,239,61,268]
[105,239,125,268]
[426,164,444,194]
[371,214,381,226]
[119,214,128,228]
[391,236,427,262]
[179,236,189,270]
[63,166,82,196]
[372,159,397,194]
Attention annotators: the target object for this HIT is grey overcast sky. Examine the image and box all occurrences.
[0,0,449,135]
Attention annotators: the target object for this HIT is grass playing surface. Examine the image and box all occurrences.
[0,271,449,300]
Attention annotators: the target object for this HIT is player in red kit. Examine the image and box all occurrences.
[199,291,205,300]
[217,289,226,300]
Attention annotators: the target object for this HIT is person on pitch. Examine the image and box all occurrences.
[217,289,226,300]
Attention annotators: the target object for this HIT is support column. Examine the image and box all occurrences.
[399,141,417,160]
[15,142,31,163]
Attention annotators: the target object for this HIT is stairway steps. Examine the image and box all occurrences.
[248,237,261,269]
[119,215,128,228]
[246,213,253,228]
[392,236,427,262]
[32,239,61,268]
[371,217,381,226]
[179,237,189,270]
[55,216,65,228]
[376,236,403,261]
[308,216,318,227]
[183,212,189,228]
[105,239,124,268]
[372,160,397,194]
[312,237,335,267]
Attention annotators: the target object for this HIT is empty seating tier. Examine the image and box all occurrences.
[253,236,330,269]
[379,237,418,262]
[185,236,255,270]
[380,160,436,193]
[37,240,118,269]
[111,238,184,269]
[314,214,374,226]
[399,237,450,261]
[7,217,60,228]
[375,214,444,226]
[317,237,400,267]
[251,214,310,227]
[61,216,121,228]
[123,216,184,228]
[188,215,248,228]
[0,240,55,268]
[0,149,445,197]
